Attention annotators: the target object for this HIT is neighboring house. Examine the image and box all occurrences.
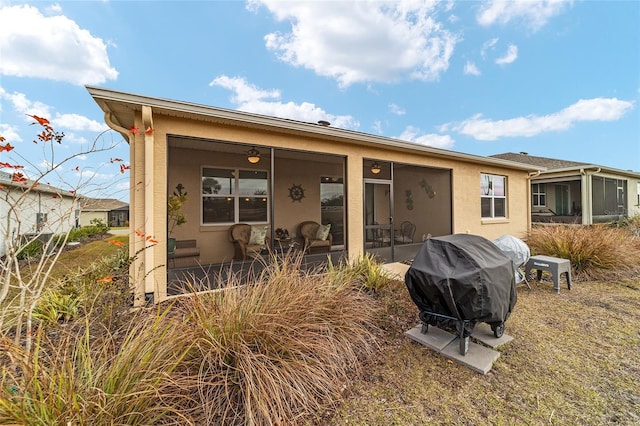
[0,170,78,257]
[79,198,129,227]
[87,86,541,306]
[492,153,640,225]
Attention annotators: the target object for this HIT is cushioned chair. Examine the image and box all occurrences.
[394,221,416,244]
[229,223,269,261]
[297,221,332,254]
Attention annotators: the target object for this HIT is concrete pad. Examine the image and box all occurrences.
[405,324,456,352]
[440,339,501,375]
[471,323,514,349]
[383,262,410,280]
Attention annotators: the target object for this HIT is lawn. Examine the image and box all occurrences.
[2,226,639,425]
[322,276,640,425]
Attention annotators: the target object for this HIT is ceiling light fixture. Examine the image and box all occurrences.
[371,161,381,174]
[247,147,261,164]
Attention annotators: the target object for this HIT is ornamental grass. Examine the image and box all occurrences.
[525,221,640,280]
[0,309,192,425]
[174,252,380,425]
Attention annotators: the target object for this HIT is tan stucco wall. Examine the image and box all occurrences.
[130,111,532,304]
[79,211,107,227]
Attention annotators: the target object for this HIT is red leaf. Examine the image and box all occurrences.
[129,125,139,135]
[97,275,114,283]
[28,115,50,126]
[145,127,154,135]
[0,143,14,152]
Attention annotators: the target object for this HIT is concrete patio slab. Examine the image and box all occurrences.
[405,323,506,374]
[440,339,501,375]
[382,262,410,280]
[471,322,514,349]
[405,324,456,352]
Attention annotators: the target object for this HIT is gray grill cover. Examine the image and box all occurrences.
[405,234,517,327]
[493,234,530,283]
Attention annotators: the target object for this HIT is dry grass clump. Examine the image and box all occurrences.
[525,223,640,280]
[174,253,380,425]
[0,309,192,425]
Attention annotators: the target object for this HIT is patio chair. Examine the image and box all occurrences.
[394,221,416,244]
[297,221,332,254]
[229,223,269,260]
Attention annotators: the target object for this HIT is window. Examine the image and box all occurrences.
[532,183,546,207]
[480,173,507,218]
[202,167,268,224]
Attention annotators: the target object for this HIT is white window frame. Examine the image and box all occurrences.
[201,166,269,225]
[532,183,546,207]
[481,173,507,219]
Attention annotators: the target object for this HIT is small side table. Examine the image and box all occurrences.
[525,255,572,293]
[274,238,298,253]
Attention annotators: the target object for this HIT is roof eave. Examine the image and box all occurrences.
[86,86,543,172]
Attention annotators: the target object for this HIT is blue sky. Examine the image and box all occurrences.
[1,0,638,203]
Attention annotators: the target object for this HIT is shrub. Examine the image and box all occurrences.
[610,214,640,237]
[525,224,640,280]
[173,254,379,425]
[89,218,110,234]
[32,291,80,325]
[15,239,43,260]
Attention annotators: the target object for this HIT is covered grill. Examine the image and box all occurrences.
[405,234,517,355]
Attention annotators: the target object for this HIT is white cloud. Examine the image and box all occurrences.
[0,123,22,143]
[251,0,459,87]
[210,75,281,104]
[477,0,573,32]
[446,97,635,140]
[0,88,107,133]
[397,126,455,149]
[495,44,518,65]
[210,75,359,129]
[481,38,499,59]
[389,103,406,116]
[0,88,52,119]
[464,61,481,76]
[0,4,118,85]
[53,114,109,132]
[372,120,383,135]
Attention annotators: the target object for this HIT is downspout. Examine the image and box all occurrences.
[526,170,541,231]
[141,106,156,303]
[104,112,143,304]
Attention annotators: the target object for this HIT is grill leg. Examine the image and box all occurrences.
[459,336,469,355]
[458,322,469,355]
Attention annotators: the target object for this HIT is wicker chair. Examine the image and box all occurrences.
[297,221,332,253]
[228,223,269,260]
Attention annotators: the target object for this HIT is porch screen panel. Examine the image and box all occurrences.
[592,176,625,216]
[238,171,268,222]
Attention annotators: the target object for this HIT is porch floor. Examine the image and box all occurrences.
[167,250,347,296]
